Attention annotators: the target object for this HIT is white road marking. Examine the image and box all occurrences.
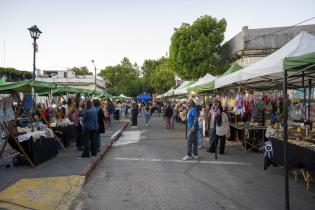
[114,157,252,166]
[113,131,141,146]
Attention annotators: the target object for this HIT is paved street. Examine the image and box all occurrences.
[72,116,315,210]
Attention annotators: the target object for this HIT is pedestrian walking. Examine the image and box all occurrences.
[106,99,115,128]
[68,99,83,151]
[79,100,98,159]
[182,99,199,160]
[207,101,217,153]
[164,102,172,130]
[131,101,139,127]
[210,101,230,154]
[93,99,105,152]
[197,105,204,148]
[144,103,151,126]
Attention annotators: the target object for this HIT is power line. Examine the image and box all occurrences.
[245,16,315,43]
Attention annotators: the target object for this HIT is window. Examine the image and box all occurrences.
[64,72,67,78]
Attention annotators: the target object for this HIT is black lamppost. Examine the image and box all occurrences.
[91,60,97,91]
[28,25,42,80]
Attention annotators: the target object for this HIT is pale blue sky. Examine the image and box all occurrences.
[0,0,314,73]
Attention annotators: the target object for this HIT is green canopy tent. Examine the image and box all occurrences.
[119,94,131,99]
[187,73,216,94]
[97,92,113,99]
[164,87,175,98]
[221,63,242,76]
[0,80,57,93]
[0,77,6,85]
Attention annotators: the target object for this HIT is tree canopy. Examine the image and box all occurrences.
[169,15,227,80]
[98,57,142,97]
[68,66,93,76]
[141,57,175,94]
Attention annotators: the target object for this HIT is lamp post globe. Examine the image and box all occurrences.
[28,25,42,80]
[91,60,97,91]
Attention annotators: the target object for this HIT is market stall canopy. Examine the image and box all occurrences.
[283,51,315,88]
[0,80,57,93]
[221,63,242,76]
[119,94,131,99]
[97,92,113,99]
[215,31,315,89]
[187,73,216,93]
[164,87,175,97]
[173,80,196,96]
[0,77,6,85]
[137,93,152,103]
[284,51,315,71]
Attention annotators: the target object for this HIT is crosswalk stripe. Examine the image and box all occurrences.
[114,157,252,166]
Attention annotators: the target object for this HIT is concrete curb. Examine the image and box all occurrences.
[81,121,129,184]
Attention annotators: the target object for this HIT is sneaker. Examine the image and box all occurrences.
[77,155,89,160]
[192,155,199,159]
[182,155,193,161]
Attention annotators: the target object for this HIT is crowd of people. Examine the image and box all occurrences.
[161,98,231,161]
[30,95,230,161]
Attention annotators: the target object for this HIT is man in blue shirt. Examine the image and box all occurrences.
[182,99,199,160]
[79,100,98,158]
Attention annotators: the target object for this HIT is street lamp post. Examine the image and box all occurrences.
[28,25,42,80]
[91,60,97,91]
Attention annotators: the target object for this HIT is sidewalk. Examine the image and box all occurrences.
[0,120,128,210]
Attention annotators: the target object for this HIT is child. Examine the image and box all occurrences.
[264,121,277,170]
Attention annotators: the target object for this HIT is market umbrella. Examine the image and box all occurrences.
[0,80,57,93]
[137,93,152,103]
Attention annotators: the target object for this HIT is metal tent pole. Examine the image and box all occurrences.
[309,79,312,120]
[283,70,290,210]
[303,73,306,120]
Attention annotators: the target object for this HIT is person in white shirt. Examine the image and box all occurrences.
[210,101,230,154]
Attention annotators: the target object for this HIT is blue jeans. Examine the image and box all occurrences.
[187,129,198,156]
[198,128,203,146]
[109,113,114,128]
[209,128,215,146]
[144,112,151,124]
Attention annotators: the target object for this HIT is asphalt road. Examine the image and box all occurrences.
[72,116,315,210]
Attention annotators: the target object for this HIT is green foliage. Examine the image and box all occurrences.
[169,15,227,80]
[98,57,142,97]
[141,57,175,94]
[68,66,93,75]
[0,67,31,75]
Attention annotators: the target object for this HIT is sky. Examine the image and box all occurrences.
[0,0,314,73]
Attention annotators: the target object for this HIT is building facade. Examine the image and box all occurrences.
[36,69,106,92]
[222,24,315,67]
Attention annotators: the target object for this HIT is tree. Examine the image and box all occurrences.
[68,66,93,75]
[169,15,227,80]
[141,57,175,94]
[98,58,142,97]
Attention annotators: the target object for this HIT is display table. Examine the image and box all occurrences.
[230,123,267,151]
[8,136,57,165]
[54,125,76,147]
[271,138,315,190]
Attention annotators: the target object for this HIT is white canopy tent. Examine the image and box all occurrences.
[173,81,196,96]
[215,31,315,89]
